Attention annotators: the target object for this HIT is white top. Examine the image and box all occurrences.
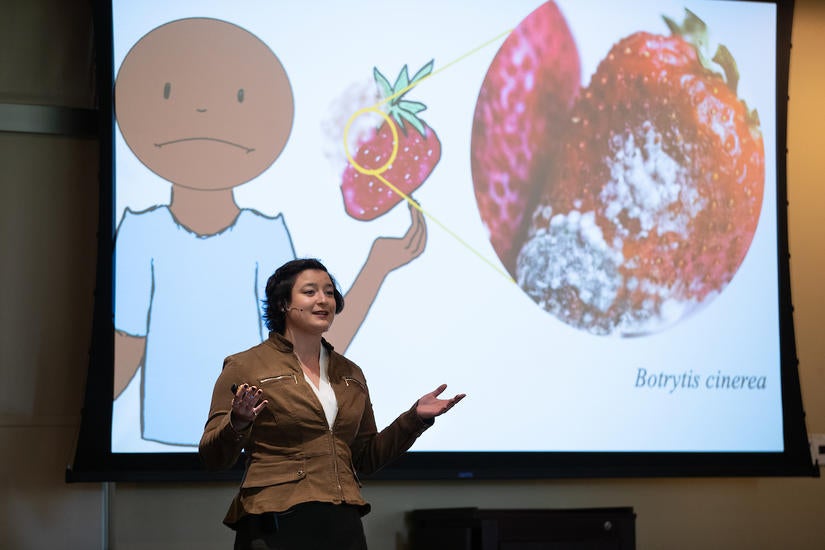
[302,345,339,429]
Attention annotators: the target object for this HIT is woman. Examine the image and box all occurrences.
[199,258,464,549]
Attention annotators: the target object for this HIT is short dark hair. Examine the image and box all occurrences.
[262,258,345,334]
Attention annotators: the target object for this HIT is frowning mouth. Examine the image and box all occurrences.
[154,137,255,153]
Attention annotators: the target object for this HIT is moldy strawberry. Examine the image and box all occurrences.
[517,9,765,336]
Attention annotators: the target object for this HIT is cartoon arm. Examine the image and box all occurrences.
[114,330,146,398]
[325,202,426,352]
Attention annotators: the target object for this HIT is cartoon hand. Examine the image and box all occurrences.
[230,383,268,431]
[369,201,427,273]
[415,384,466,421]
[325,201,428,353]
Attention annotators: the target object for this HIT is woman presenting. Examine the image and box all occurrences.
[199,258,465,549]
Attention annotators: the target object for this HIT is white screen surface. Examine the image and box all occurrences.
[110,0,781,454]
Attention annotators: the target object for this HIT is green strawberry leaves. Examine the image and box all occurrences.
[664,8,759,130]
[373,60,434,136]
[663,8,740,94]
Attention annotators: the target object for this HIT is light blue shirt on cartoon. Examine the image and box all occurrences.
[115,205,295,446]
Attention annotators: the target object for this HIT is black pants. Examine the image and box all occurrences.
[233,502,368,550]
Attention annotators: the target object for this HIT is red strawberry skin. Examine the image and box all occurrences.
[471,1,581,274]
[342,121,440,221]
[517,31,765,335]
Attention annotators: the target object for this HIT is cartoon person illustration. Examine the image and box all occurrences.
[113,17,427,447]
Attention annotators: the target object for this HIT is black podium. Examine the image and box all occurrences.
[407,507,636,550]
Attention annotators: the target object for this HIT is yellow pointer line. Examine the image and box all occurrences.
[375,172,515,284]
[360,27,518,283]
[376,28,513,109]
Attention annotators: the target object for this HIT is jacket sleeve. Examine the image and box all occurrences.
[198,356,251,471]
[349,385,434,476]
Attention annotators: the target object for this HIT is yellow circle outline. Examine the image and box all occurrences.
[343,107,399,176]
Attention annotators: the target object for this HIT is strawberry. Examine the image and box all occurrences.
[517,9,765,335]
[471,1,581,274]
[341,61,441,221]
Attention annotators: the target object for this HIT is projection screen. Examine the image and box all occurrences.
[67,0,815,481]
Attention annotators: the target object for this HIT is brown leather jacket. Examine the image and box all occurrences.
[199,332,431,528]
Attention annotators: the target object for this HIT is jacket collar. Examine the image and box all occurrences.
[266,331,335,354]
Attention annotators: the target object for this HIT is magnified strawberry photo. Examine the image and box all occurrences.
[471,1,581,275]
[472,3,765,336]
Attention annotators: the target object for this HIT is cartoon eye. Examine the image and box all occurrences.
[237,88,245,103]
[163,82,171,100]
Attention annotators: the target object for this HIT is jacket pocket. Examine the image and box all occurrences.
[343,376,367,392]
[241,458,307,489]
[259,373,298,385]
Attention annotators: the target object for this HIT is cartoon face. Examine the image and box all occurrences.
[115,18,294,190]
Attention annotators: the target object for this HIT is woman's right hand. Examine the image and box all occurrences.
[230,383,268,431]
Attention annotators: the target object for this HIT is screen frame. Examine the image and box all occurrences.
[66,0,817,483]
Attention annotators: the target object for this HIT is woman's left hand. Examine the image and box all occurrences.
[416,384,466,420]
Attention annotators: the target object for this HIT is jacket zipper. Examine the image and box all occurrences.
[330,427,344,499]
[260,374,298,384]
